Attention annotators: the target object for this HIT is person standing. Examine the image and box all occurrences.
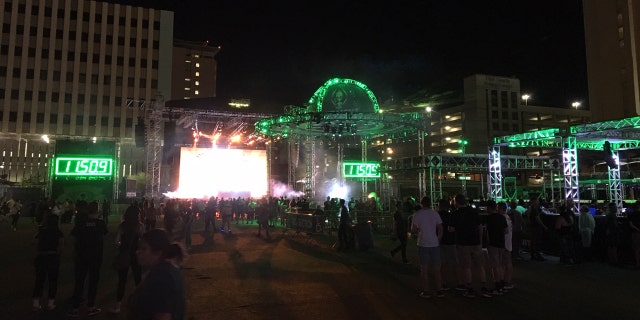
[628,202,640,269]
[485,200,508,294]
[204,196,217,234]
[526,197,548,261]
[450,194,492,298]
[337,199,352,251]
[256,198,271,239]
[220,199,233,234]
[143,199,157,232]
[68,201,108,317]
[109,207,145,314]
[578,205,596,262]
[437,198,463,291]
[508,200,525,260]
[605,203,622,266]
[126,229,186,320]
[556,205,576,264]
[9,199,22,231]
[411,196,443,298]
[182,201,195,250]
[164,200,179,238]
[32,214,64,311]
[102,198,111,225]
[498,202,515,290]
[390,201,409,263]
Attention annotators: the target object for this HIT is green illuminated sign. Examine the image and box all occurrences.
[54,157,114,177]
[343,162,380,178]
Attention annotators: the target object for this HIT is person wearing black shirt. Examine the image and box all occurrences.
[437,198,463,291]
[527,197,548,261]
[390,201,409,263]
[69,201,108,317]
[32,214,64,311]
[450,194,491,298]
[629,202,640,269]
[337,199,352,251]
[485,200,508,294]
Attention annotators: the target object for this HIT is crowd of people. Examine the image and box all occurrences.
[384,193,640,299]
[16,190,640,317]
[27,197,187,319]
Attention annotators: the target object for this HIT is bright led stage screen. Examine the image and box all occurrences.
[177,148,268,199]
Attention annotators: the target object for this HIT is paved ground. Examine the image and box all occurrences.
[1,215,638,320]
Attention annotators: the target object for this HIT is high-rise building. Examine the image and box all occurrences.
[171,39,220,100]
[422,74,591,156]
[0,0,173,185]
[583,0,640,121]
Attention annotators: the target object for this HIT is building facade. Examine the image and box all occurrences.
[583,0,640,121]
[420,74,592,156]
[171,39,220,100]
[0,0,173,192]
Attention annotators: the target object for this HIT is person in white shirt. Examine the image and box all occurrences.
[578,205,596,261]
[411,196,443,298]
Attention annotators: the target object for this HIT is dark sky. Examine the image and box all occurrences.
[170,0,587,112]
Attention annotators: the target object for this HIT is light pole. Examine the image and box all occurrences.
[522,94,531,106]
[571,101,581,110]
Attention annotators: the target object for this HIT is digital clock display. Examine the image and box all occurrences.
[54,157,114,177]
[342,162,381,178]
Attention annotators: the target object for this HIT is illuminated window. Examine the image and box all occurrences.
[184,87,191,91]
[195,72,200,77]
[194,90,199,95]
[195,63,200,68]
[185,60,191,63]
[194,54,200,58]
[195,81,199,86]
[185,78,191,81]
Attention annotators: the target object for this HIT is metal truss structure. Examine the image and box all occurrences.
[562,136,579,213]
[382,153,552,172]
[381,153,554,201]
[493,115,640,213]
[256,78,429,198]
[489,146,503,201]
[609,150,623,211]
[145,101,163,198]
[130,98,274,199]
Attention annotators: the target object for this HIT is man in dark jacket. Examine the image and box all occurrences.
[338,199,352,251]
[69,201,108,317]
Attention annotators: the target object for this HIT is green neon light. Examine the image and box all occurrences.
[342,162,381,178]
[54,157,114,177]
[308,78,380,113]
[494,128,559,144]
[570,116,640,134]
[575,140,640,150]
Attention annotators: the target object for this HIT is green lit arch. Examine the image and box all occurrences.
[307,78,380,113]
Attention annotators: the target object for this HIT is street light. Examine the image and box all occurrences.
[522,94,531,106]
[571,101,581,109]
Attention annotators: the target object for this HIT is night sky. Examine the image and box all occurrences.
[167,0,587,112]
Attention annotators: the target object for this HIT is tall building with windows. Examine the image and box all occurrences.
[423,74,591,156]
[171,39,220,100]
[583,0,640,121]
[0,0,173,185]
